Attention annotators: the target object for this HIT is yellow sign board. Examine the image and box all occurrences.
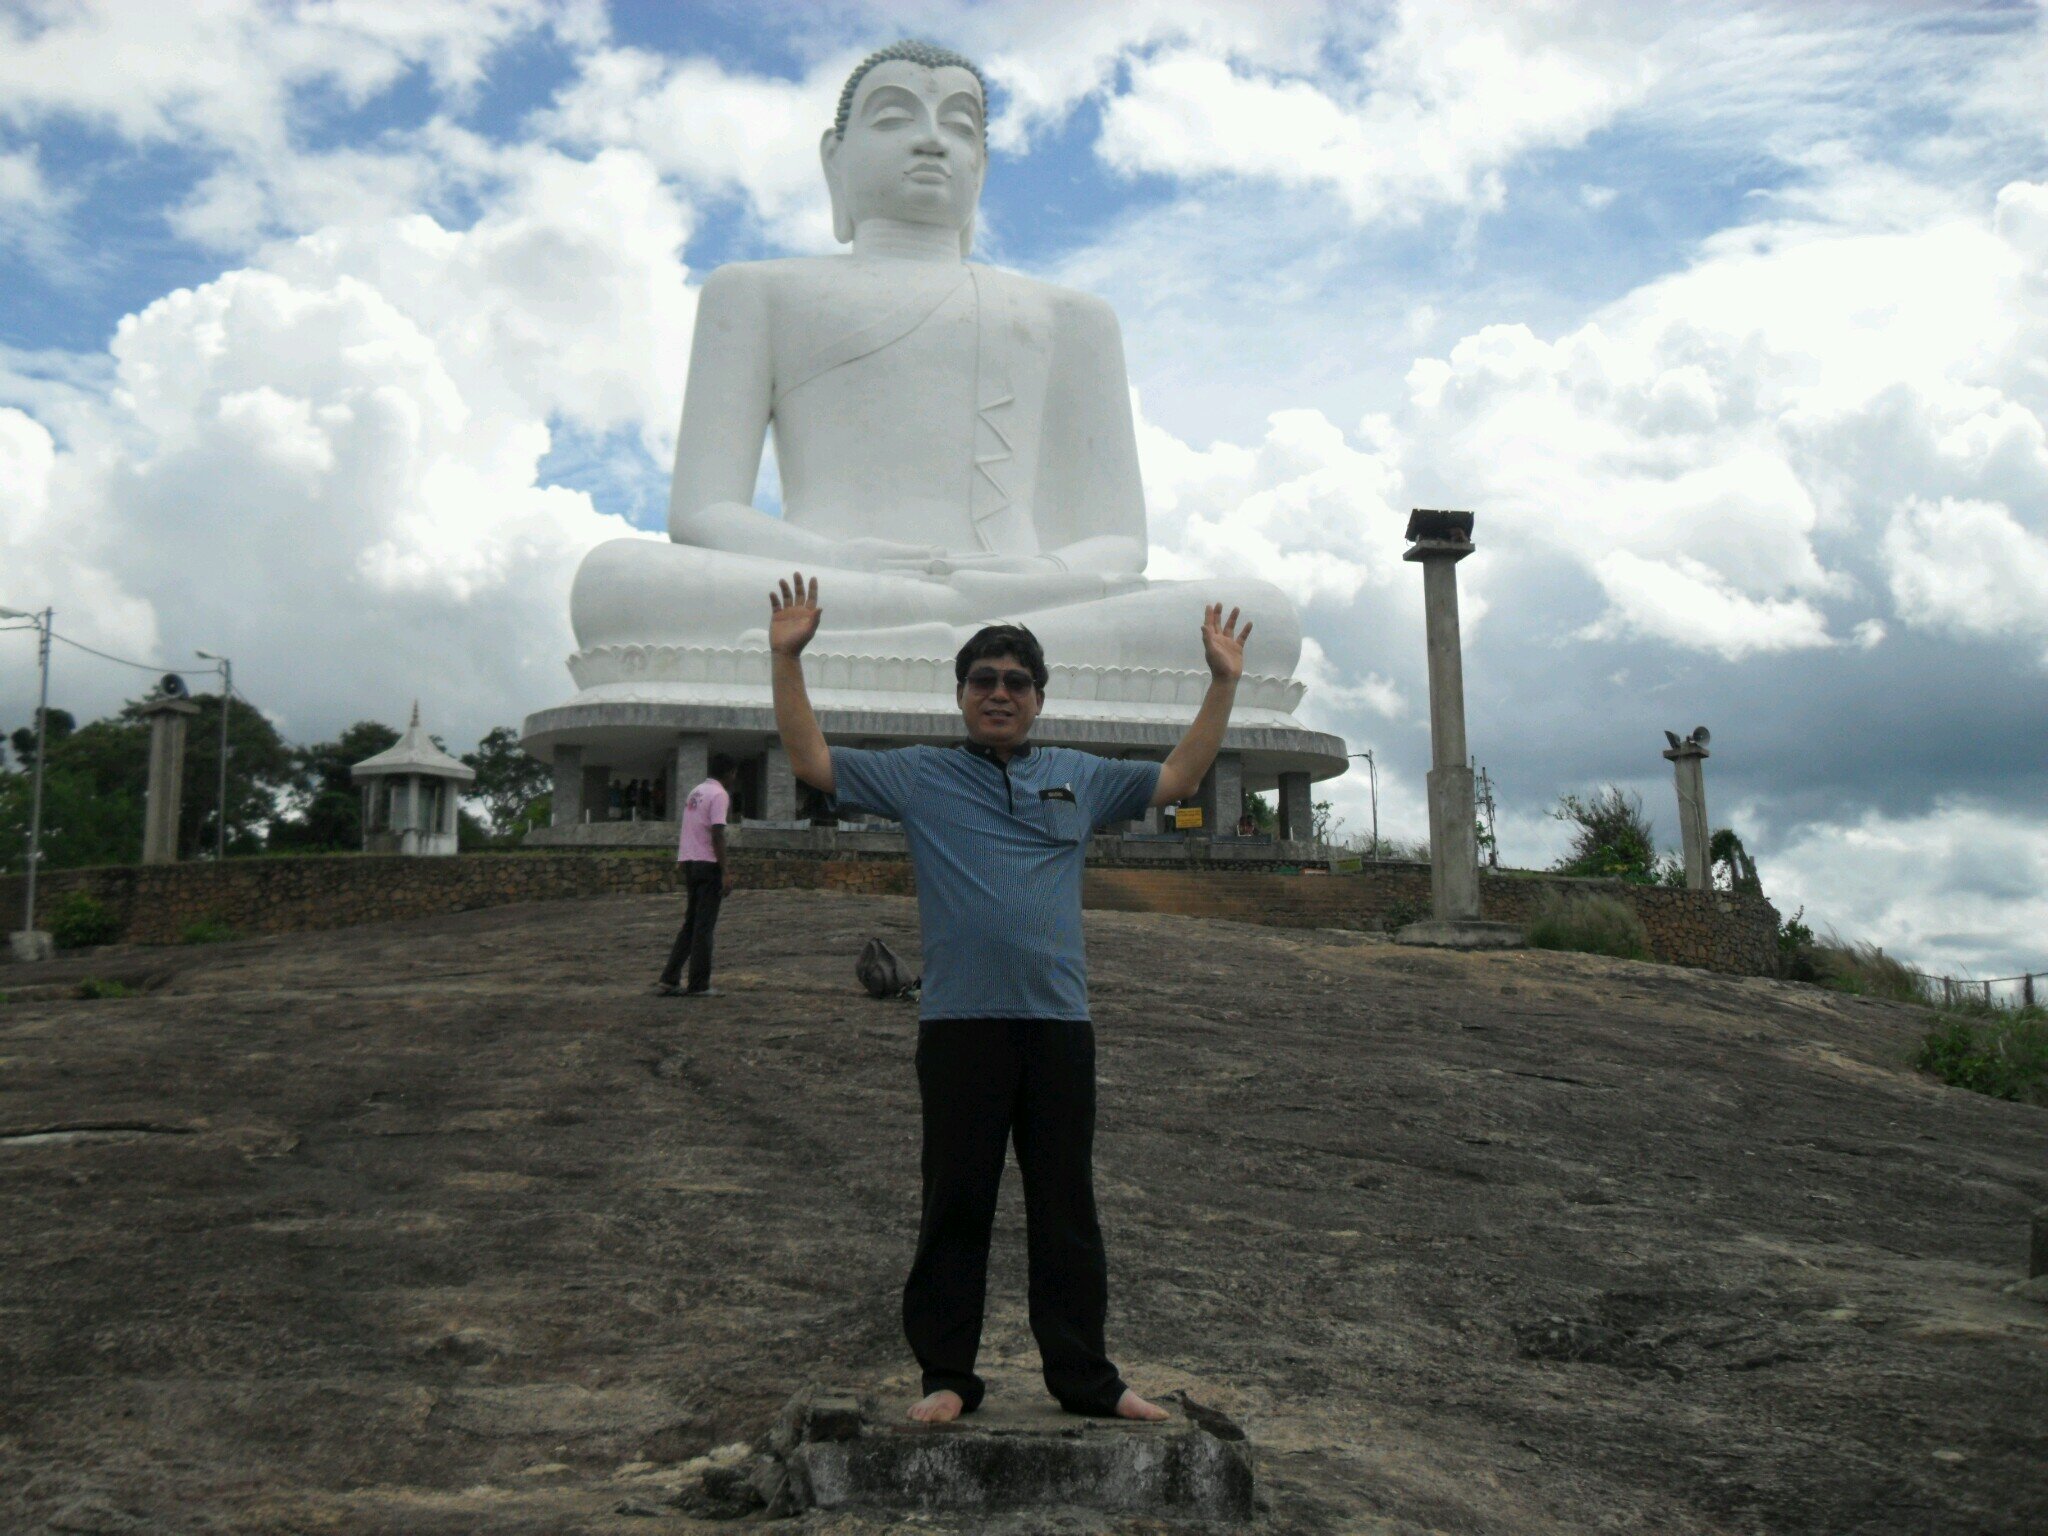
[1173,807,1204,830]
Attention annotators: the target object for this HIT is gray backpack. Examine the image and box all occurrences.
[857,938,920,1000]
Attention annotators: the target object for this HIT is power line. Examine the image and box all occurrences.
[49,631,223,678]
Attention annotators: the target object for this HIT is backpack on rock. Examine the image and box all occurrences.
[856,938,921,1001]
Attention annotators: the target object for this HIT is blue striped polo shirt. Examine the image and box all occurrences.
[831,743,1161,1022]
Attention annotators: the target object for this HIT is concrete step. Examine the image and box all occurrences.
[768,1375,1256,1521]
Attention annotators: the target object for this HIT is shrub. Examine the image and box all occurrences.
[1776,906,1821,981]
[47,891,120,950]
[1525,893,1650,960]
[1381,896,1428,933]
[75,977,132,1000]
[1915,1009,2048,1104]
[179,916,239,945]
[1550,787,1665,882]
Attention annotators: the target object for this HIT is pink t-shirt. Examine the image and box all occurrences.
[678,778,730,863]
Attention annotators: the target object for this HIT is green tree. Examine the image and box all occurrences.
[270,719,401,851]
[1,710,147,871]
[1242,791,1277,834]
[1710,827,1763,893]
[461,726,551,839]
[1311,798,1344,844]
[9,707,76,768]
[1550,786,1669,883]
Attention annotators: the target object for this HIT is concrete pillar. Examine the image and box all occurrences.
[1277,771,1312,842]
[764,743,798,821]
[139,695,199,866]
[550,745,583,828]
[1194,752,1243,840]
[1404,512,1481,921]
[671,735,709,820]
[582,764,611,824]
[1663,734,1711,890]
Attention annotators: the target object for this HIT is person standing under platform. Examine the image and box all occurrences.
[655,754,738,998]
[766,569,1254,1425]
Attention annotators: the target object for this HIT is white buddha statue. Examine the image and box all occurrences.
[567,40,1307,705]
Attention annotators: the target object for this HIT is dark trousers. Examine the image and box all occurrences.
[902,1019,1125,1415]
[658,861,723,990]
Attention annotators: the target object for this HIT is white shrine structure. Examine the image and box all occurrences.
[521,41,1346,841]
[352,704,474,856]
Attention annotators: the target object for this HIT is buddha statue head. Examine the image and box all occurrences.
[822,40,988,256]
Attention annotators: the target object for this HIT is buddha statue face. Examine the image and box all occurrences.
[822,56,986,251]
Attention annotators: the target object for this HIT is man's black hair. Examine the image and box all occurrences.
[833,40,987,141]
[708,752,737,780]
[954,624,1047,693]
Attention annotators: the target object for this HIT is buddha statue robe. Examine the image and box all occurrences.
[568,250,1305,689]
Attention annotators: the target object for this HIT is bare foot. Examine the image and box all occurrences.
[908,1389,965,1424]
[1115,1389,1169,1422]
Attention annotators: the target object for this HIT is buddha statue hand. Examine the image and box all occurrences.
[835,536,951,572]
[877,551,1060,578]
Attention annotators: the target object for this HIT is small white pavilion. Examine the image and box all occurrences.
[350,704,475,856]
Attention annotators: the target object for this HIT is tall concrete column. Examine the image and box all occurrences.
[670,734,709,819]
[763,743,798,821]
[581,764,611,825]
[550,744,584,828]
[139,695,199,865]
[1277,771,1312,842]
[1404,512,1480,920]
[1663,729,1712,890]
[1194,752,1243,839]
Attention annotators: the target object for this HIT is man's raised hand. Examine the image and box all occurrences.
[1200,602,1251,682]
[769,572,822,656]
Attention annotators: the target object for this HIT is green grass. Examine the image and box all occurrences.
[1524,893,1650,961]
[178,917,240,944]
[1915,1005,2048,1104]
[75,977,133,1000]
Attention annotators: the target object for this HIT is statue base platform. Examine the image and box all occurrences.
[521,688,1348,833]
[758,1375,1256,1521]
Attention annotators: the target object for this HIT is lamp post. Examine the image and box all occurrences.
[1348,750,1378,860]
[195,651,231,860]
[2,605,53,936]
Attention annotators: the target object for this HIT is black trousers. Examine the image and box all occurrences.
[658,861,723,990]
[902,1019,1125,1415]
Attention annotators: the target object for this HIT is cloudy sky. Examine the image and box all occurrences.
[2,0,2044,977]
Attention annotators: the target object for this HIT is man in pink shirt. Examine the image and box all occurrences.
[656,754,738,997]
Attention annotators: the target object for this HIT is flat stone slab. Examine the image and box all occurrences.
[771,1378,1256,1521]
[1394,917,1525,950]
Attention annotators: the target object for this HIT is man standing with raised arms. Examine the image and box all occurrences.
[767,570,1252,1425]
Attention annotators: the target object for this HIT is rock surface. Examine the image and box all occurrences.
[1,890,2043,1533]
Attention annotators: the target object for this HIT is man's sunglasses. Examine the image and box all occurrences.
[962,668,1037,696]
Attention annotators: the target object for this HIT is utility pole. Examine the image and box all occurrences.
[1474,762,1499,870]
[196,651,232,860]
[2,605,52,939]
[1348,750,1379,859]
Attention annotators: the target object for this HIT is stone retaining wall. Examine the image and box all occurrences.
[3,848,1780,974]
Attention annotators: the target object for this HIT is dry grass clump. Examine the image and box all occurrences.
[1524,893,1650,961]
[1811,939,1928,1002]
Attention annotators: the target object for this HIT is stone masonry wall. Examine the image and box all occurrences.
[2,851,1779,975]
